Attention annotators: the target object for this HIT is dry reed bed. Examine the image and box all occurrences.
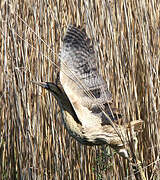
[0,0,160,179]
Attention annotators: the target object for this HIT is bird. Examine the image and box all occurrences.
[33,25,143,159]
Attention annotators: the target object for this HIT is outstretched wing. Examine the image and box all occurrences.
[60,25,119,126]
[60,25,112,105]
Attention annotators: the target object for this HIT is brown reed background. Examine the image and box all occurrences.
[0,0,160,179]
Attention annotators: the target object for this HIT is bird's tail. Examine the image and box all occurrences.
[125,120,144,133]
[115,120,144,159]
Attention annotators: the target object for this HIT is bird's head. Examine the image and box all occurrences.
[32,81,62,102]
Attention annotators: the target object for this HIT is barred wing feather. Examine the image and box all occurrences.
[60,25,118,126]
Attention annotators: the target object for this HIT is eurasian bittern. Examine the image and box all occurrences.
[33,25,143,158]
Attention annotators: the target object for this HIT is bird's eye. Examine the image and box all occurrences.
[88,46,94,53]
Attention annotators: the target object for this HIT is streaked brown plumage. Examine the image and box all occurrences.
[33,25,143,158]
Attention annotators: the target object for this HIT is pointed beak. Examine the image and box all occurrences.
[31,81,48,89]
